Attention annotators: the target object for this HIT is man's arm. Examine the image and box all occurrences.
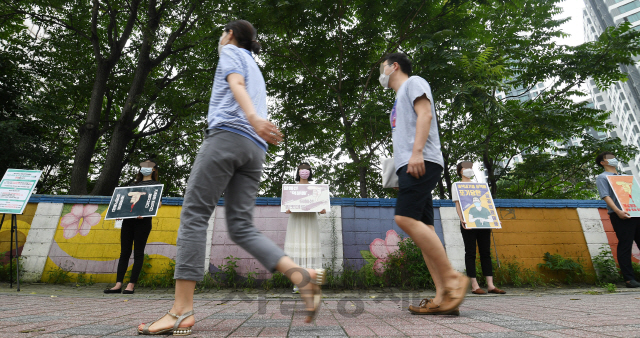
[407,95,432,179]
[604,196,631,219]
[227,73,282,145]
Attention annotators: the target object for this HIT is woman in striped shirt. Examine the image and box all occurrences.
[137,20,325,336]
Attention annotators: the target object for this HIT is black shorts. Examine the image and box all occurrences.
[395,161,442,225]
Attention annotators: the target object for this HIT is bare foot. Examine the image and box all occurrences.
[137,308,195,333]
[110,283,122,291]
[125,283,135,292]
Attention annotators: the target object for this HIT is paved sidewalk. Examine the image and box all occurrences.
[1,283,640,337]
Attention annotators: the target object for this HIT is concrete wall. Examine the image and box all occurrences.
[11,196,616,283]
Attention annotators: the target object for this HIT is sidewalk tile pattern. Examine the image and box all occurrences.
[2,291,640,337]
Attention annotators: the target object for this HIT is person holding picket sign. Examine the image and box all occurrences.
[104,157,161,295]
[284,162,326,294]
[453,161,505,295]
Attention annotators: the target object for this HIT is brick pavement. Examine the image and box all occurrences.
[1,283,639,337]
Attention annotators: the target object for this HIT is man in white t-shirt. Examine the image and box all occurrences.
[380,53,469,315]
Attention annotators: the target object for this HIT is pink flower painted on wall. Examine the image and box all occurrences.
[60,204,102,239]
[369,230,401,275]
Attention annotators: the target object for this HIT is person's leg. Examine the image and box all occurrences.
[634,219,640,281]
[223,143,322,322]
[112,223,134,290]
[418,196,445,304]
[126,222,152,290]
[224,152,287,274]
[476,229,495,290]
[460,225,480,290]
[397,161,469,313]
[420,248,444,302]
[610,213,636,283]
[140,131,238,333]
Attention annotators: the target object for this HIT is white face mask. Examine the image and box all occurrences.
[379,64,395,89]
[218,32,228,55]
[462,169,474,179]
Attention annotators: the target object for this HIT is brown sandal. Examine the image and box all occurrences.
[471,288,486,294]
[301,269,326,323]
[488,288,506,294]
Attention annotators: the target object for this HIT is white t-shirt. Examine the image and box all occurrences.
[452,187,459,202]
[390,76,444,172]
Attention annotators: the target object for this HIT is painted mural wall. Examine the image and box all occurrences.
[0,203,36,264]
[9,196,616,284]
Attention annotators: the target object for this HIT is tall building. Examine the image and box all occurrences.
[583,0,640,175]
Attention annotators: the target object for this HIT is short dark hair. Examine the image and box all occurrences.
[456,162,463,177]
[224,20,261,54]
[596,151,615,168]
[382,53,412,76]
[295,162,313,182]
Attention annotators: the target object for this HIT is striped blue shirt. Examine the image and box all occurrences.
[208,44,267,151]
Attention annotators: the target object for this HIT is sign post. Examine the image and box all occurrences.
[0,169,43,291]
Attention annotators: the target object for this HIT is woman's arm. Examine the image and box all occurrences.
[227,73,282,145]
[455,201,467,228]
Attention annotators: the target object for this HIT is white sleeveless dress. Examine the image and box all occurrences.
[284,212,322,269]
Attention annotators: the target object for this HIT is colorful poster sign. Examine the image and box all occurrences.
[453,182,501,229]
[104,184,164,220]
[0,169,42,214]
[607,175,640,217]
[281,184,331,213]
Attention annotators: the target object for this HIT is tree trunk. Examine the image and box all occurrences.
[90,57,153,195]
[90,0,159,195]
[69,0,140,194]
[441,153,452,198]
[358,165,368,198]
[69,64,109,195]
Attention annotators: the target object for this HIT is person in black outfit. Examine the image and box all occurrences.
[453,161,505,295]
[595,151,640,288]
[104,158,161,294]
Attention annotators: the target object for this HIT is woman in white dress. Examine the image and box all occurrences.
[284,163,326,293]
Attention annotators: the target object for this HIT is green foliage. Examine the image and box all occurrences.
[75,272,95,286]
[262,272,293,291]
[633,262,640,282]
[592,247,622,284]
[537,252,586,284]
[0,255,25,282]
[216,256,240,289]
[3,0,639,198]
[244,271,258,289]
[383,239,435,290]
[491,259,547,288]
[604,283,616,293]
[47,265,73,284]
[496,135,636,199]
[126,255,176,288]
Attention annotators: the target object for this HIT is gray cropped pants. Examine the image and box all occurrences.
[174,129,286,281]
